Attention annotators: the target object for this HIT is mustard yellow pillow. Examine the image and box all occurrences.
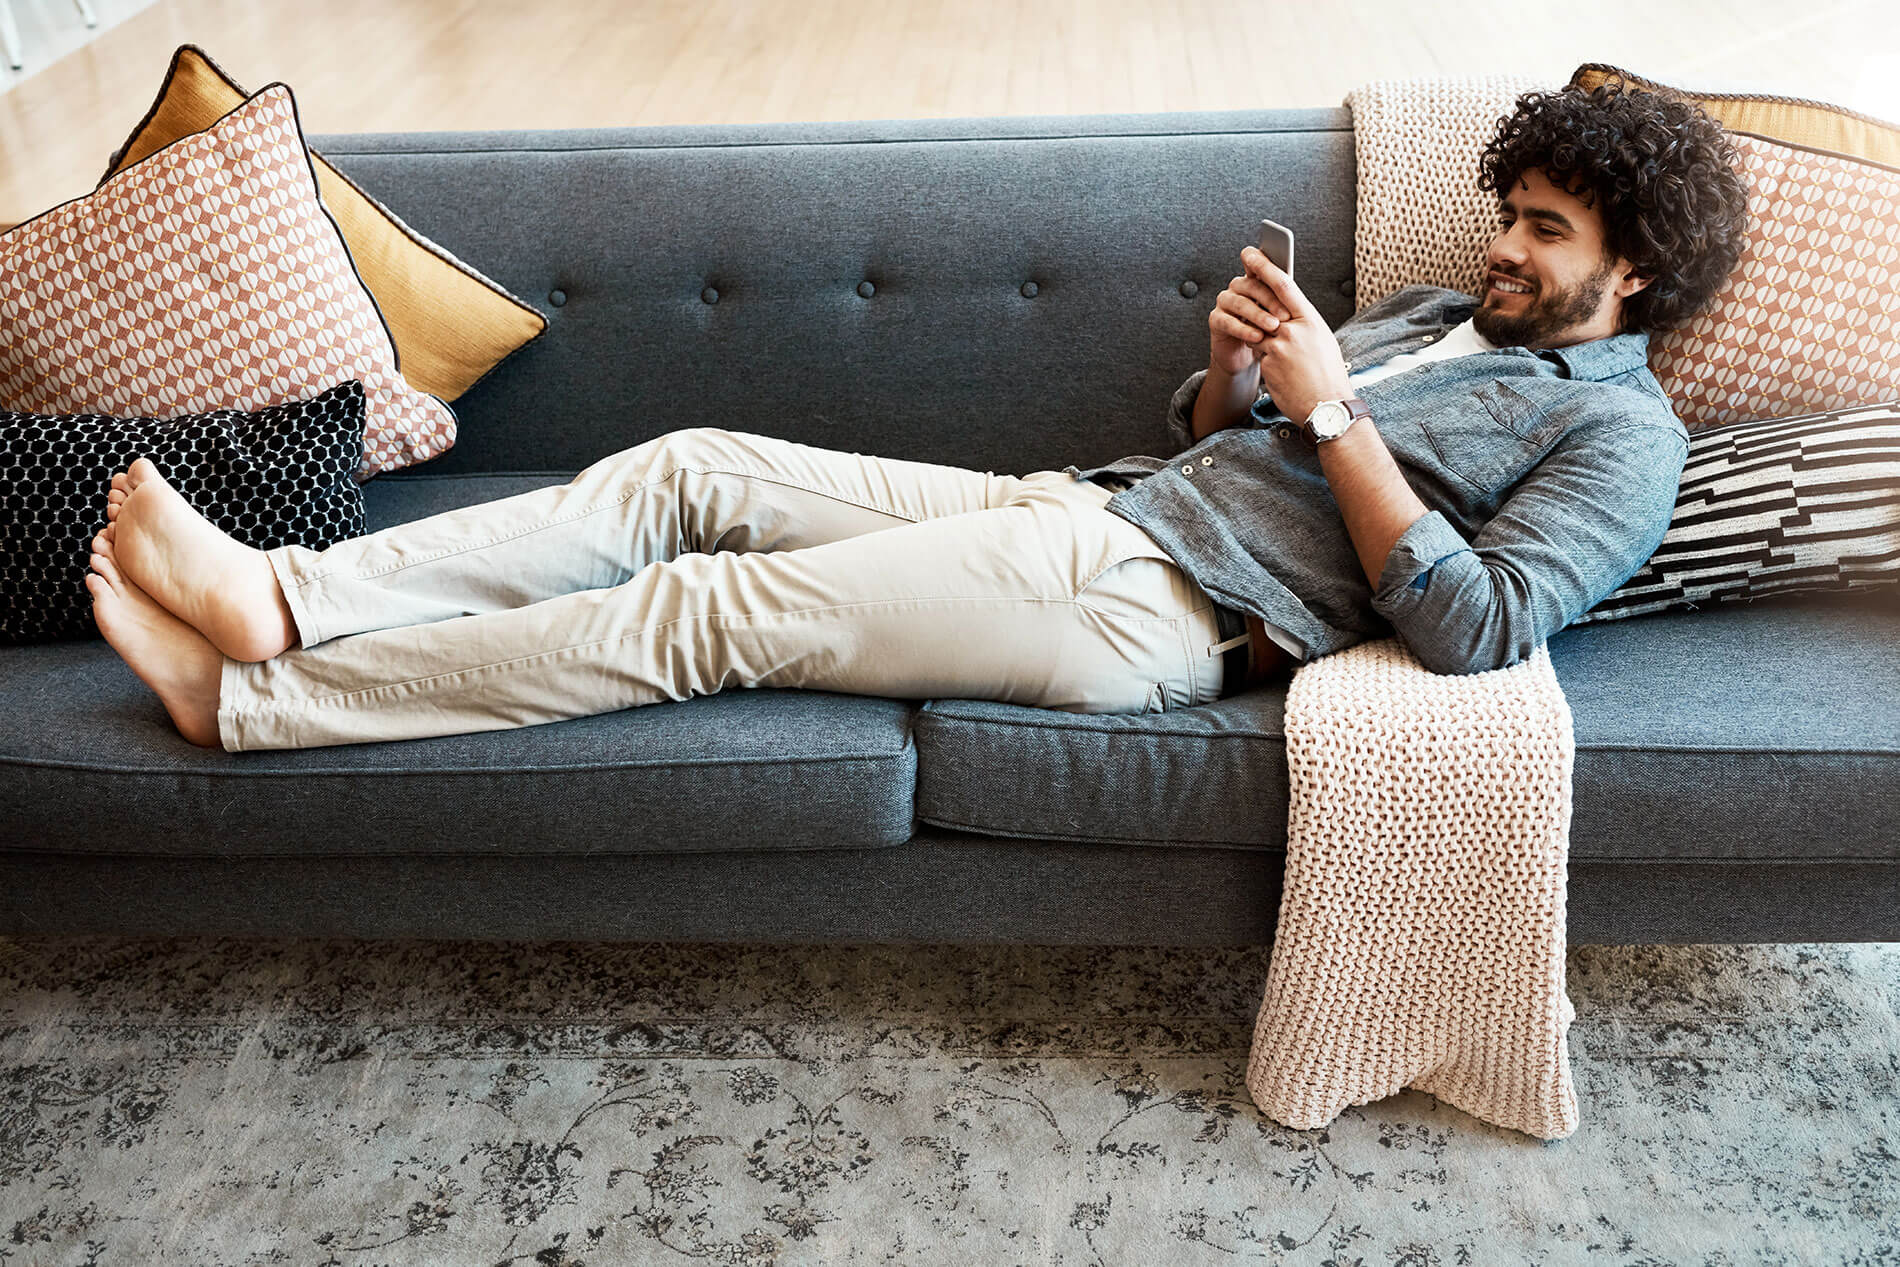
[105,45,546,403]
[1569,63,1900,167]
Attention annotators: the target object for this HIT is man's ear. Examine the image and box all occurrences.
[1613,261,1653,298]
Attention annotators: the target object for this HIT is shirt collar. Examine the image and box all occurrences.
[1437,292,1654,380]
[1342,288,1655,382]
[1532,330,1653,381]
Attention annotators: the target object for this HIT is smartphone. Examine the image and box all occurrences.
[1257,218,1295,278]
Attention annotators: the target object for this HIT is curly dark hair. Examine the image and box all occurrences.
[1476,80,1751,336]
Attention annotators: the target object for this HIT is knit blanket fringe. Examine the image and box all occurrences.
[1244,636,1580,1141]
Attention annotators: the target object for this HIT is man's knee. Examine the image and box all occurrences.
[658,426,745,465]
[586,427,720,481]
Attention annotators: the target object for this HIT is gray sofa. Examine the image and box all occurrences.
[3,108,1895,944]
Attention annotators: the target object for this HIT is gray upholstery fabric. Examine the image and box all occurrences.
[360,471,570,531]
[1,664,916,859]
[3,837,1894,944]
[915,585,1900,861]
[0,634,917,855]
[307,109,1358,479]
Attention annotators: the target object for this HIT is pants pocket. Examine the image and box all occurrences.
[1146,680,1171,714]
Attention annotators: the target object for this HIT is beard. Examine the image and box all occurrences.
[1472,256,1619,348]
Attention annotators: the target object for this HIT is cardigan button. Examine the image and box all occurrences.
[1020,281,1038,298]
[858,281,876,298]
[1180,464,1194,476]
[1179,280,1199,298]
[701,287,719,304]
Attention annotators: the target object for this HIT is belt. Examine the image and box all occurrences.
[1211,603,1278,697]
[1216,607,1261,699]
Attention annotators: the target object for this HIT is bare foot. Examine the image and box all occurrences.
[88,538,224,748]
[111,458,299,662]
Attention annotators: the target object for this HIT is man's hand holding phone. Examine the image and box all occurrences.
[1210,244,1353,428]
[1209,240,1294,377]
[1192,218,1351,441]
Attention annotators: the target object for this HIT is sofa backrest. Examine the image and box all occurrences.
[312,108,1358,477]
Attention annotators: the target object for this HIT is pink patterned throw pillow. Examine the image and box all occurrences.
[1651,132,1900,429]
[0,84,454,479]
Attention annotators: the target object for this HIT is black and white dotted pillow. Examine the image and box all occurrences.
[1,380,369,644]
[1573,401,1900,625]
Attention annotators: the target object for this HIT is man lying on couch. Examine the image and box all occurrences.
[84,81,1749,752]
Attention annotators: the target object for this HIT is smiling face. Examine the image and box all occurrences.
[1473,167,1652,349]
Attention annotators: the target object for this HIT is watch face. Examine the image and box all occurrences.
[1311,401,1349,437]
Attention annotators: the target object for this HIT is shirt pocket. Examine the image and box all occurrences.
[1420,379,1570,497]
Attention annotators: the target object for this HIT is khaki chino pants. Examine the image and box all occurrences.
[218,427,1235,750]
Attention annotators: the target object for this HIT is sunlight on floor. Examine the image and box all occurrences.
[0,0,159,91]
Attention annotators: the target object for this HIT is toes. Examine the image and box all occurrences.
[108,487,127,506]
[128,457,160,486]
[106,500,121,523]
[91,551,122,587]
[85,573,106,601]
[110,472,129,495]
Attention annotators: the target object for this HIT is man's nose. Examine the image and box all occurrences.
[1489,247,1527,274]
[1491,227,1532,267]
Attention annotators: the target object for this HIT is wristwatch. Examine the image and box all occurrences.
[1301,396,1372,444]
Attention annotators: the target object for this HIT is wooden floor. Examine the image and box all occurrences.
[2,0,1896,225]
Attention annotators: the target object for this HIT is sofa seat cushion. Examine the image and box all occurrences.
[915,586,1900,863]
[0,474,919,858]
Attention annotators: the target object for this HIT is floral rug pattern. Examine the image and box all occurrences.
[1,938,1896,1265]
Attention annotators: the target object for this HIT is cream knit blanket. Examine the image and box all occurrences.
[1245,75,1582,1141]
[1245,638,1580,1140]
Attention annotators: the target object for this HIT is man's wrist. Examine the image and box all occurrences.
[1191,361,1263,442]
[1302,395,1373,444]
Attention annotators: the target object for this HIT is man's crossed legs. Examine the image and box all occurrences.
[87,427,1234,751]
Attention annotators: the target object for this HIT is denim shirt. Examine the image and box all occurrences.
[1062,284,1690,675]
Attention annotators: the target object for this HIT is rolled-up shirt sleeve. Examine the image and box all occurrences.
[1165,368,1209,455]
[1370,423,1688,675]
[1167,368,1281,455]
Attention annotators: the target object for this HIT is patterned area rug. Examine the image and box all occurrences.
[1,937,1895,1265]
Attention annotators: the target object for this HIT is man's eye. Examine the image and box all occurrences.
[1499,219,1558,240]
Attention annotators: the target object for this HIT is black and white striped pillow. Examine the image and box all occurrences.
[1574,401,1900,625]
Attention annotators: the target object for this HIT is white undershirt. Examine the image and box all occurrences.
[1347,317,1498,390]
